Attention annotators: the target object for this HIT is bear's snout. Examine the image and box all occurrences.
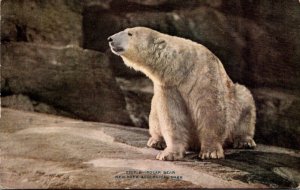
[107,37,113,42]
[108,32,128,55]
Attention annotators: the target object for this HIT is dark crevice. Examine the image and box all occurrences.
[108,0,201,13]
[16,24,28,42]
[241,33,255,88]
[1,79,13,97]
[23,92,79,119]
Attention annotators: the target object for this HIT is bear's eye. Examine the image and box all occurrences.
[128,32,133,36]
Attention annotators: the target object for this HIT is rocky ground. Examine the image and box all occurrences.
[1,108,299,189]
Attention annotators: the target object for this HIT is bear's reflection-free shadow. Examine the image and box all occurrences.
[192,150,300,187]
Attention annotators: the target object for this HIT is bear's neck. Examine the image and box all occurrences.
[121,56,164,85]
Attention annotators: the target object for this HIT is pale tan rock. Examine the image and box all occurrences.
[1,108,299,188]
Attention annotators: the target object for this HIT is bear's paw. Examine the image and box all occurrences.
[199,144,225,159]
[156,149,184,161]
[147,137,166,150]
[233,137,256,149]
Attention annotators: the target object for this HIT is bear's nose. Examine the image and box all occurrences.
[107,37,113,42]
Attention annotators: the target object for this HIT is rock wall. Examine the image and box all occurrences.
[1,0,300,149]
[1,0,82,46]
[1,0,132,125]
[1,43,131,124]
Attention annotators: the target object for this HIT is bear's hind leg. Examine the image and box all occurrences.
[147,95,166,150]
[232,84,256,149]
[198,112,226,159]
[233,106,256,149]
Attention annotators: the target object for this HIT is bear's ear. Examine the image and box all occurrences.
[154,38,167,50]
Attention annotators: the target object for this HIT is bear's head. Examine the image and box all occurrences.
[108,27,177,84]
[108,27,167,66]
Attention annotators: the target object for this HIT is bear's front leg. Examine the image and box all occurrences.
[154,86,192,161]
[199,139,224,159]
[147,94,166,150]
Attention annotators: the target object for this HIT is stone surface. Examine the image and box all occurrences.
[1,94,73,118]
[1,43,131,125]
[1,0,84,46]
[1,94,35,112]
[0,108,300,189]
[253,88,300,149]
[116,78,153,128]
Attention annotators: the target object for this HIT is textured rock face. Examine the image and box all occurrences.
[1,94,73,117]
[253,89,300,149]
[1,109,300,188]
[1,43,131,125]
[1,95,35,112]
[1,0,83,46]
[116,78,153,128]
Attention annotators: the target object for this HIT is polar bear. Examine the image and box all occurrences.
[108,27,256,160]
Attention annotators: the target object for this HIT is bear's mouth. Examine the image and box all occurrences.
[109,43,125,55]
[112,47,124,53]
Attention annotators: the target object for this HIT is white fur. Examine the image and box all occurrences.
[109,27,256,160]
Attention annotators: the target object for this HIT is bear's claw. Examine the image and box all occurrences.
[199,150,224,159]
[156,150,184,161]
[233,138,256,149]
[199,144,224,159]
[147,137,166,150]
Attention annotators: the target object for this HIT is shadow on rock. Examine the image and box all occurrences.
[209,150,300,188]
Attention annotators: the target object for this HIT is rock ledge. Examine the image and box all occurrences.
[0,108,299,188]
